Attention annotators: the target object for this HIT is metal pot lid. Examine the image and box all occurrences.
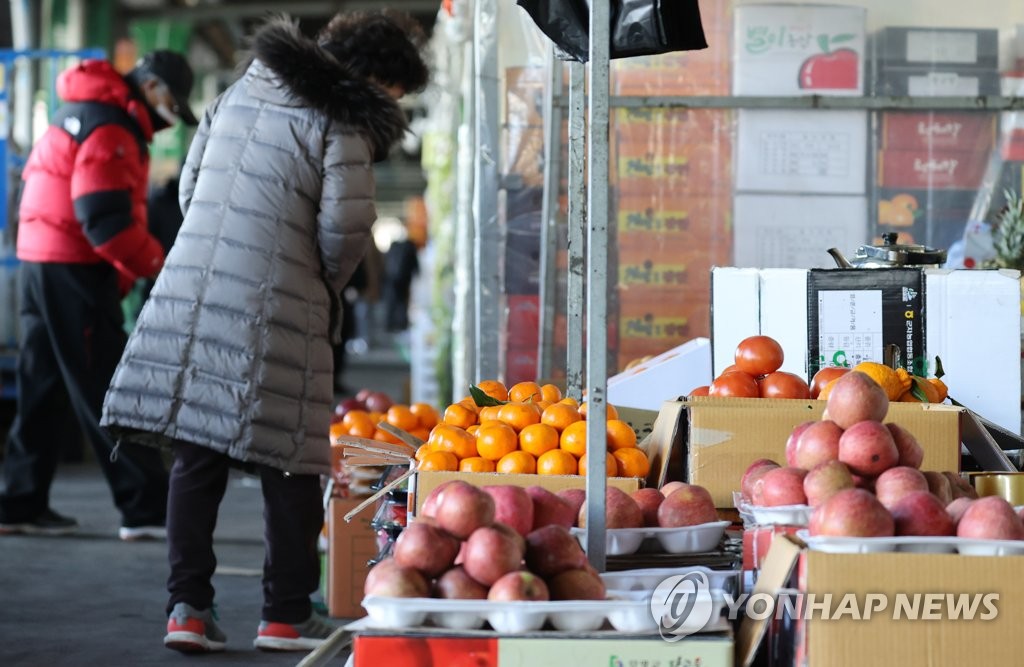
[856,232,947,266]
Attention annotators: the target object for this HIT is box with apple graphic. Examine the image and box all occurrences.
[733,4,866,96]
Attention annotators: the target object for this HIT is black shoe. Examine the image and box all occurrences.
[0,508,79,536]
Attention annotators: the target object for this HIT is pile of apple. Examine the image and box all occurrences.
[364,481,607,603]
[738,370,1023,541]
[561,482,719,531]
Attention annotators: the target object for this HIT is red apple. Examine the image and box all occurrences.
[794,420,843,469]
[838,421,898,476]
[364,391,394,414]
[487,571,550,602]
[630,488,665,527]
[482,485,535,537]
[757,467,808,507]
[785,423,814,466]
[741,460,780,501]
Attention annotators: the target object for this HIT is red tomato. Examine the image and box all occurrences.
[759,371,811,399]
[734,336,784,377]
[809,366,850,399]
[719,364,740,375]
[689,385,710,397]
[709,371,760,398]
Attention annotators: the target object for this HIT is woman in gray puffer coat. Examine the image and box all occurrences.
[101,12,428,653]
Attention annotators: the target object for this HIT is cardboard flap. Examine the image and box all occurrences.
[960,409,1018,472]
[737,535,803,667]
[640,400,686,489]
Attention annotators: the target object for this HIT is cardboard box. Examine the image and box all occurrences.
[879,112,997,152]
[411,471,641,515]
[872,27,999,70]
[615,194,733,252]
[733,194,868,269]
[735,110,868,194]
[733,4,866,96]
[327,497,379,618]
[877,148,988,190]
[710,267,1022,433]
[613,107,731,146]
[873,66,1002,96]
[680,398,962,507]
[353,631,734,667]
[740,535,1024,667]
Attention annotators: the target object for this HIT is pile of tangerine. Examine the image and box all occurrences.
[330,403,441,447]
[415,380,649,479]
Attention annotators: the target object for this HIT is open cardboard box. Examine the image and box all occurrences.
[738,534,1024,666]
[640,397,1017,508]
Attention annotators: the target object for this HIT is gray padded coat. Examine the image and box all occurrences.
[100,19,407,474]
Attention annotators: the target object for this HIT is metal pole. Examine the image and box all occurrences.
[565,61,586,400]
[584,0,611,573]
[452,40,476,399]
[537,46,562,381]
[472,0,501,382]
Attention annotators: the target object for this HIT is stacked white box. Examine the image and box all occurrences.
[733,4,869,269]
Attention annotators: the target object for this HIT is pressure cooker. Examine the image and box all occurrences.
[827,233,947,269]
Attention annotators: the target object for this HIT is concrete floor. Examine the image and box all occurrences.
[0,344,411,666]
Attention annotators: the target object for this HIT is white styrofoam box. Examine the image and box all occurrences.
[607,337,712,410]
[710,267,1022,433]
[733,4,866,96]
[736,110,868,194]
[711,268,808,378]
[733,194,868,269]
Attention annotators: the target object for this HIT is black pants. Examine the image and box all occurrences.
[0,262,167,526]
[166,441,323,623]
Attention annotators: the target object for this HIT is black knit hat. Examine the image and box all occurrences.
[134,50,199,126]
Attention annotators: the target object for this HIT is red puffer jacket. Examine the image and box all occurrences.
[16,59,164,281]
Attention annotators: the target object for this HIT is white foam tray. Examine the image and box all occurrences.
[734,492,811,527]
[361,593,727,634]
[797,530,1024,556]
[600,566,741,594]
[569,521,731,556]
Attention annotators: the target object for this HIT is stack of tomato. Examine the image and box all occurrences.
[691,335,814,399]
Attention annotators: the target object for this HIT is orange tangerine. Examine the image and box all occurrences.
[476,379,510,402]
[496,450,537,474]
[612,448,650,478]
[478,405,502,423]
[342,409,374,434]
[559,396,580,408]
[414,444,431,461]
[578,451,617,477]
[443,403,478,430]
[433,424,478,459]
[373,428,402,446]
[418,451,458,471]
[457,397,480,413]
[386,405,419,433]
[540,383,563,403]
[466,424,480,436]
[476,423,519,461]
[537,449,578,475]
[606,419,638,451]
[329,421,348,441]
[534,400,552,412]
[409,427,431,443]
[579,401,618,420]
[497,402,542,432]
[459,456,496,473]
[559,420,588,457]
[518,423,560,458]
[541,402,582,432]
[508,381,543,403]
[409,402,440,429]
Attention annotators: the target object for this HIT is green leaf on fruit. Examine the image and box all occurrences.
[934,356,945,379]
[830,33,855,45]
[469,385,507,407]
[910,379,929,402]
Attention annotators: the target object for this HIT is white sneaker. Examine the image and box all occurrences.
[119,525,167,541]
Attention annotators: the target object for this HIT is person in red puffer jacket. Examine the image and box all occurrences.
[0,51,198,540]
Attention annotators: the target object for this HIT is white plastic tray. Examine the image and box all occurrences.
[797,530,1024,556]
[734,493,811,527]
[600,566,741,594]
[361,593,727,634]
[570,521,730,556]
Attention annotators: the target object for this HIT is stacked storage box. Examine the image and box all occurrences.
[732,3,869,270]
[871,27,1001,252]
[608,0,733,372]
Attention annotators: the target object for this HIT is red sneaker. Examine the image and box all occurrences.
[164,602,226,653]
[253,613,336,651]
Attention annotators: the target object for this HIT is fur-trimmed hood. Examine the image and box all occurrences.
[250,17,407,158]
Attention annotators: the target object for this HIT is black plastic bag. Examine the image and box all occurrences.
[516,0,708,62]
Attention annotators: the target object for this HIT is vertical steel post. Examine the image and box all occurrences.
[537,46,562,381]
[472,0,501,382]
[565,61,586,400]
[584,0,611,573]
